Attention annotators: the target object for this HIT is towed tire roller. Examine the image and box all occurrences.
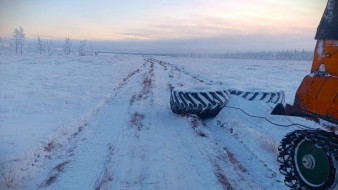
[229,89,285,104]
[170,86,230,118]
[170,86,285,118]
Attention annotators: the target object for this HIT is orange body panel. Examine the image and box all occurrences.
[311,40,338,76]
[294,40,338,124]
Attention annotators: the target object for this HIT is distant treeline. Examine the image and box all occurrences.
[174,50,314,61]
[0,33,313,61]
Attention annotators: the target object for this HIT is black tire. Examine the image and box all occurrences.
[229,89,285,104]
[170,87,230,118]
[277,130,337,190]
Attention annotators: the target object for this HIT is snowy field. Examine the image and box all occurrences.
[0,54,323,189]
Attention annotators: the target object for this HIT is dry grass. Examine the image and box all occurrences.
[167,83,174,91]
[44,141,55,152]
[171,64,204,83]
[190,116,208,137]
[95,176,113,190]
[130,112,145,131]
[192,76,204,83]
[129,94,143,105]
[141,63,154,95]
[222,147,247,173]
[123,69,140,83]
[198,132,207,137]
[55,161,69,172]
[42,160,70,187]
[115,69,141,91]
[190,116,200,130]
[45,175,57,187]
[3,166,15,188]
[94,144,115,190]
[130,62,154,104]
[158,61,168,70]
[142,76,152,95]
[213,162,234,190]
[129,95,137,105]
[78,126,84,133]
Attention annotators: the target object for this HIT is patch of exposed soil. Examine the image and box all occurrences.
[40,160,70,187]
[130,112,145,131]
[222,147,247,173]
[94,144,115,190]
[213,162,234,190]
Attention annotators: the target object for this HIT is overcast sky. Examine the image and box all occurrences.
[0,0,327,52]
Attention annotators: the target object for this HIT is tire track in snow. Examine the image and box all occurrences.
[187,115,260,190]
[41,63,150,189]
[129,60,154,106]
[93,59,155,189]
[210,118,285,189]
[95,58,221,189]
[38,161,70,188]
[2,65,144,189]
[143,59,224,189]
[94,144,115,190]
[149,58,214,85]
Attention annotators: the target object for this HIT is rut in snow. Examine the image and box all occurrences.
[92,59,155,189]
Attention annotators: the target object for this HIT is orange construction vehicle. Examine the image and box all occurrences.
[273,0,338,189]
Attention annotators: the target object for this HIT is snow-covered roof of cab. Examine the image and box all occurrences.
[315,0,338,40]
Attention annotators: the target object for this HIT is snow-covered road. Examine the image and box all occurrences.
[1,55,322,189]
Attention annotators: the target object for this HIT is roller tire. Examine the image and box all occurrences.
[229,89,285,104]
[170,88,230,118]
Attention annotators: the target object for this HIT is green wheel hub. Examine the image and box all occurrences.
[294,139,330,187]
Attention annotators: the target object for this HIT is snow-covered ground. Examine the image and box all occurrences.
[0,54,323,189]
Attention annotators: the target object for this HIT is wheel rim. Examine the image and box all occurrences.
[294,139,330,187]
